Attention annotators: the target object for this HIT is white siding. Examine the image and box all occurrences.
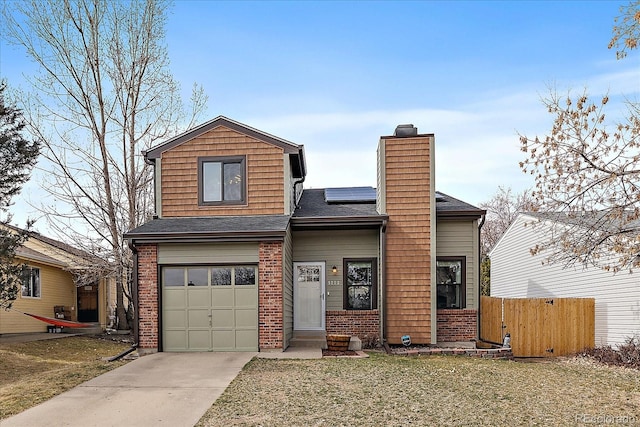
[490,214,640,347]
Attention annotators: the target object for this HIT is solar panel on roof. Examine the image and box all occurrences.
[324,187,377,204]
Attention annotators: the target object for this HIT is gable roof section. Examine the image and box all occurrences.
[2,223,101,269]
[144,115,306,178]
[435,191,485,219]
[124,215,290,243]
[488,213,540,257]
[15,245,66,268]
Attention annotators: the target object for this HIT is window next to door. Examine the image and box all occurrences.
[436,257,466,309]
[198,156,246,206]
[344,258,377,310]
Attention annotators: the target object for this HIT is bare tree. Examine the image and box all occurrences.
[479,187,537,257]
[609,1,640,59]
[519,91,640,272]
[2,0,207,328]
[479,187,537,295]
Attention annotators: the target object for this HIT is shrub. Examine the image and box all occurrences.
[579,336,640,370]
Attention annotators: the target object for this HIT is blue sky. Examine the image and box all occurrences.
[2,0,639,231]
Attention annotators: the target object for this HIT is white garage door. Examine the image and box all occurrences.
[162,266,258,351]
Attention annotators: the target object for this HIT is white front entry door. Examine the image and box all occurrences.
[293,262,325,330]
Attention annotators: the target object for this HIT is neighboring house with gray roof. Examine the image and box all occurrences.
[125,116,485,353]
[490,212,640,347]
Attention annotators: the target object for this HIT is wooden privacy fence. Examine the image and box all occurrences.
[480,296,595,357]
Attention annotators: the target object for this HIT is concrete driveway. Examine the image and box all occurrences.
[2,352,256,427]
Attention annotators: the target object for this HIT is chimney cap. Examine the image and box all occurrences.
[394,124,418,137]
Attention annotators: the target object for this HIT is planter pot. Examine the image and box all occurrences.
[327,334,351,351]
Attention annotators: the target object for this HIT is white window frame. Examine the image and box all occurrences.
[22,267,41,298]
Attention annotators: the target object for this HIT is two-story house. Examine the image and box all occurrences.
[125,116,484,353]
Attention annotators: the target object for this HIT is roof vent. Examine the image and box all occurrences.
[394,124,418,137]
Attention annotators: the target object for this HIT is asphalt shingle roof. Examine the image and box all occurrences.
[125,189,484,240]
[293,189,484,218]
[293,189,381,218]
[124,215,291,238]
[435,191,485,216]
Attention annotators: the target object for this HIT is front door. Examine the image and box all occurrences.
[77,283,98,322]
[293,262,325,330]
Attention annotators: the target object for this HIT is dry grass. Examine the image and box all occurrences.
[198,352,640,426]
[0,336,132,420]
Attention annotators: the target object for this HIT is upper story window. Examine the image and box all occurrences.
[22,267,41,298]
[436,257,465,309]
[198,156,246,205]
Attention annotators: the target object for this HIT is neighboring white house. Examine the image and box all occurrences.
[490,212,640,348]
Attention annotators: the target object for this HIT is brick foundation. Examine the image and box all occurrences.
[137,244,158,351]
[326,310,380,344]
[437,309,477,342]
[258,241,284,350]
[392,346,513,359]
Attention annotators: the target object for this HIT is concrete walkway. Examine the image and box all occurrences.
[2,347,322,427]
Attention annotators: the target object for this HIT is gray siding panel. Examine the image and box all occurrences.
[157,243,259,264]
[436,219,478,309]
[491,214,640,347]
[292,229,380,311]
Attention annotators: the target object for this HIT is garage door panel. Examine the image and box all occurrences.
[164,289,186,308]
[188,309,211,328]
[212,308,234,327]
[164,310,186,328]
[236,308,258,328]
[187,288,211,307]
[164,330,187,351]
[211,288,234,307]
[212,330,235,350]
[235,287,258,306]
[235,330,258,351]
[188,330,211,350]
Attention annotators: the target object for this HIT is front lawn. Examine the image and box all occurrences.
[0,336,131,420]
[198,353,640,426]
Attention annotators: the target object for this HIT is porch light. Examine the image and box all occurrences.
[332,265,338,275]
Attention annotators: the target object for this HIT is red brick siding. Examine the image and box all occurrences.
[437,309,477,342]
[259,241,284,349]
[326,310,379,342]
[137,244,158,351]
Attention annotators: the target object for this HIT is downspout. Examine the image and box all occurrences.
[477,214,486,342]
[380,219,387,347]
[293,177,305,208]
[127,239,140,347]
[142,153,158,218]
[293,148,306,209]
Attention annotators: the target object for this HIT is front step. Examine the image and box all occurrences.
[62,323,103,335]
[289,331,327,349]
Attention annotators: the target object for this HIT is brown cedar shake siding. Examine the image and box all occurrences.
[379,133,435,345]
[160,125,285,217]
